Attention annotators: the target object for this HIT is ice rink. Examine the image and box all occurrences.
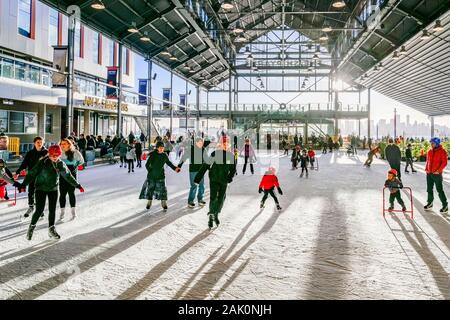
[0,150,449,300]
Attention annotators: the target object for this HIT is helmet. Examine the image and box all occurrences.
[48,145,62,157]
[388,169,398,176]
[430,137,441,146]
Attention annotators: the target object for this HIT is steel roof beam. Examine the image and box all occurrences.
[148,30,196,57]
[171,47,211,69]
[394,5,425,25]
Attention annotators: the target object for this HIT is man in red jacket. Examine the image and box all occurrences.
[259,167,282,210]
[424,137,448,213]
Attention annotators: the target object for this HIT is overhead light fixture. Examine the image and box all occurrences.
[128,22,139,33]
[392,51,400,60]
[189,68,196,73]
[378,62,383,70]
[91,0,105,10]
[332,0,346,9]
[169,55,178,61]
[322,23,332,33]
[319,33,328,41]
[420,29,431,40]
[235,34,247,42]
[160,50,171,56]
[399,45,407,55]
[140,32,150,42]
[233,21,244,34]
[183,64,191,70]
[373,66,379,72]
[244,46,251,55]
[221,1,234,10]
[432,20,443,32]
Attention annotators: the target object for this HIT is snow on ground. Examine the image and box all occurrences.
[0,150,449,300]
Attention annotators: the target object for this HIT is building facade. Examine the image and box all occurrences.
[0,0,144,150]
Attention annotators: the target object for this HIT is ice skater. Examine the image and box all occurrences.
[115,139,129,168]
[299,149,309,178]
[0,159,16,200]
[139,141,181,211]
[14,145,85,240]
[194,135,236,229]
[291,144,301,170]
[126,144,136,173]
[258,167,282,210]
[59,138,85,221]
[308,146,316,169]
[404,144,417,173]
[240,138,256,175]
[384,169,406,212]
[364,146,380,167]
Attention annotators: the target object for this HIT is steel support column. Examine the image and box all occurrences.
[117,43,123,137]
[228,70,232,129]
[65,11,76,137]
[368,88,371,139]
[147,57,153,147]
[430,116,435,138]
[169,71,173,138]
[196,85,200,133]
[185,80,189,134]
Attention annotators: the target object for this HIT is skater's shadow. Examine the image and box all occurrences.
[116,229,212,299]
[2,192,194,300]
[177,208,280,299]
[387,213,450,299]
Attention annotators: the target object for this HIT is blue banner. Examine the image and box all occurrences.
[163,88,171,110]
[179,94,186,111]
[138,79,147,105]
[106,66,118,99]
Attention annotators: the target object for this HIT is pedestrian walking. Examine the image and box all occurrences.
[240,138,256,175]
[424,137,448,213]
[126,144,136,173]
[385,138,402,180]
[404,144,417,173]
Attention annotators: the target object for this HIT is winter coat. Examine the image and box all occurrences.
[385,178,403,194]
[240,144,256,158]
[60,149,85,175]
[145,150,177,180]
[259,173,280,190]
[425,145,448,174]
[385,144,401,166]
[115,142,129,156]
[77,138,87,150]
[22,157,79,192]
[0,167,14,185]
[195,149,236,185]
[405,148,413,159]
[16,147,48,175]
[178,143,207,173]
[126,148,136,161]
[299,155,309,167]
[308,150,315,158]
[291,149,301,161]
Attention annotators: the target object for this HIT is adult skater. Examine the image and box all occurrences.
[424,137,448,213]
[14,145,84,240]
[385,138,402,180]
[240,138,256,175]
[140,141,181,211]
[299,149,309,178]
[115,139,129,168]
[364,146,380,167]
[258,167,282,210]
[126,143,136,173]
[0,159,16,200]
[59,138,85,221]
[177,137,207,208]
[291,144,301,170]
[15,136,48,217]
[404,144,417,173]
[194,136,236,229]
[135,140,143,168]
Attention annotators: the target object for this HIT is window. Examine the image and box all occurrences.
[18,0,32,38]
[1,58,14,78]
[45,114,53,133]
[92,31,99,64]
[49,7,59,46]
[14,62,26,81]
[0,110,8,133]
[24,112,37,133]
[9,112,24,133]
[109,40,115,66]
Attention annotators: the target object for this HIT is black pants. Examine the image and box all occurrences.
[31,190,58,227]
[389,191,405,207]
[301,166,308,174]
[322,147,327,154]
[28,181,36,207]
[364,155,374,166]
[243,156,254,174]
[284,149,289,156]
[59,178,76,208]
[120,156,126,166]
[389,162,401,179]
[310,157,315,168]
[292,159,298,168]
[209,181,228,215]
[136,153,142,167]
[80,149,86,165]
[261,188,279,205]
[427,174,448,206]
[405,158,415,171]
[127,160,134,172]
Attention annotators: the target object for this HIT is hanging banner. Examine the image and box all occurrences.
[138,79,147,105]
[179,94,186,112]
[52,46,68,87]
[106,66,118,99]
[163,88,171,110]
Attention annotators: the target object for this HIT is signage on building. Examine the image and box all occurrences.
[82,96,128,112]
[179,94,186,112]
[163,88,171,110]
[106,66,118,98]
[138,79,147,105]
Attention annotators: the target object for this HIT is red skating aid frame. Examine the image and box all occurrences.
[314,158,319,171]
[382,187,413,219]
[0,185,17,206]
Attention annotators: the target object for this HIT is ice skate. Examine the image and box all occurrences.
[161,200,168,212]
[26,224,36,241]
[213,213,220,227]
[388,206,394,212]
[23,206,34,218]
[424,203,433,210]
[300,173,303,178]
[188,202,195,208]
[59,208,65,221]
[146,200,152,210]
[276,204,282,211]
[208,213,214,230]
[70,207,77,220]
[440,205,448,214]
[260,201,265,209]
[198,200,206,206]
[48,226,60,240]
[402,206,407,212]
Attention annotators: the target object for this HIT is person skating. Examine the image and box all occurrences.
[58,138,85,221]
[308,146,316,169]
[258,167,282,210]
[177,137,207,208]
[385,138,402,180]
[291,144,301,170]
[114,139,129,168]
[0,159,16,200]
[14,145,84,240]
[240,138,256,175]
[126,144,136,173]
[139,141,181,211]
[15,136,48,217]
[364,146,380,167]
[404,144,417,173]
[424,137,448,213]
[384,169,406,212]
[299,149,309,178]
[194,136,236,229]
[135,140,143,168]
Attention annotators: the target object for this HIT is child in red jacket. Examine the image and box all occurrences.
[259,167,282,210]
[308,146,316,169]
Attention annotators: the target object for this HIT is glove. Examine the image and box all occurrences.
[259,188,263,194]
[77,185,85,193]
[277,187,283,195]
[14,182,26,193]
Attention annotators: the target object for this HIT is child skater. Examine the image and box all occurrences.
[0,159,15,200]
[384,169,406,212]
[299,149,309,178]
[291,144,301,170]
[308,146,316,169]
[258,167,282,210]
[126,144,137,173]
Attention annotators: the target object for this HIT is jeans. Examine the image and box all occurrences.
[59,178,76,208]
[189,171,204,203]
[426,174,448,206]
